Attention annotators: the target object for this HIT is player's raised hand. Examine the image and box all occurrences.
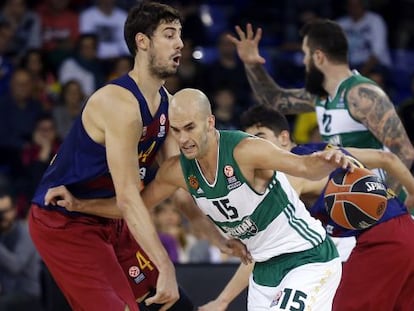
[220,238,253,265]
[227,23,266,66]
[44,185,80,211]
[145,263,179,311]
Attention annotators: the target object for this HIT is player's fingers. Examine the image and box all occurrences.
[246,23,253,39]
[44,187,64,205]
[254,27,263,42]
[234,25,246,39]
[226,33,239,45]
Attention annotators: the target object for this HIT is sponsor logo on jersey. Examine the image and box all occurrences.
[188,175,199,189]
[142,126,147,137]
[222,217,258,238]
[158,125,166,138]
[196,187,204,194]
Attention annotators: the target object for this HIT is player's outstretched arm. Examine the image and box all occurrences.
[235,137,354,181]
[227,23,315,114]
[198,262,254,311]
[346,84,414,191]
[345,147,414,208]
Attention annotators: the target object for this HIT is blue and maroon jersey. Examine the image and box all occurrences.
[32,74,169,214]
[291,142,408,237]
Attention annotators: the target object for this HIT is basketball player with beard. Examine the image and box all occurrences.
[228,20,414,194]
[28,3,249,311]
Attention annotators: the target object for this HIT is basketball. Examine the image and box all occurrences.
[324,167,388,230]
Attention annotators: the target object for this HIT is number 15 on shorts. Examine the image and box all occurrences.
[270,288,307,311]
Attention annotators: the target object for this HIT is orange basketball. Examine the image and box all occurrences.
[324,167,388,230]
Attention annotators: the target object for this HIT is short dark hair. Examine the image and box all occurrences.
[240,105,290,136]
[124,1,182,57]
[300,19,348,64]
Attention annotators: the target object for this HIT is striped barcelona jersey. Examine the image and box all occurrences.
[291,143,408,237]
[180,130,327,262]
[32,74,169,214]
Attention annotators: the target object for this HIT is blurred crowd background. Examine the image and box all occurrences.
[1,0,414,265]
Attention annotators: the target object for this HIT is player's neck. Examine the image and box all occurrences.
[195,130,220,183]
[129,63,165,94]
[323,65,353,98]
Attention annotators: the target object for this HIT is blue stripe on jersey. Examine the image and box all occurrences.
[32,74,169,213]
[291,143,408,237]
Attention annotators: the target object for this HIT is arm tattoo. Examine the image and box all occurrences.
[245,65,315,114]
[348,86,414,190]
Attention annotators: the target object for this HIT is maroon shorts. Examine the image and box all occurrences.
[333,214,414,311]
[29,205,159,311]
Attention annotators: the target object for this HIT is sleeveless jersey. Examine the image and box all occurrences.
[179,130,326,262]
[32,74,169,214]
[315,72,382,149]
[291,142,408,238]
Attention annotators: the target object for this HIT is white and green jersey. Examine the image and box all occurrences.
[315,72,383,149]
[179,130,327,262]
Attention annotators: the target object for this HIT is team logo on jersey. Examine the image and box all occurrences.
[270,291,283,308]
[224,165,234,177]
[188,175,199,189]
[128,265,146,284]
[129,266,140,278]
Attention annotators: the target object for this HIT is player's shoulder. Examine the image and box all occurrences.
[86,84,140,116]
[346,82,386,100]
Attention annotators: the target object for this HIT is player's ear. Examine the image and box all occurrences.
[313,49,325,66]
[207,114,215,131]
[278,130,291,148]
[136,32,149,51]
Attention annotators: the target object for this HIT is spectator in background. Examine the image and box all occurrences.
[203,31,251,109]
[106,55,133,81]
[398,74,414,150]
[0,0,41,62]
[79,0,128,60]
[176,38,205,89]
[0,184,42,311]
[20,49,59,111]
[58,34,105,96]
[153,199,197,264]
[19,114,61,216]
[0,21,14,97]
[336,0,392,76]
[212,87,239,130]
[0,68,43,151]
[52,80,85,138]
[36,0,79,71]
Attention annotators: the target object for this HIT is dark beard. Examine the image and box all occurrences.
[305,62,328,97]
[149,52,177,79]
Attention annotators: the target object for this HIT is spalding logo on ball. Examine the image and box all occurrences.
[324,167,388,230]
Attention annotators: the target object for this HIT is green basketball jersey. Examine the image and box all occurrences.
[179,130,326,262]
[315,72,383,149]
